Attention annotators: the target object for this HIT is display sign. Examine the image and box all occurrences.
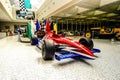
[16,10,35,20]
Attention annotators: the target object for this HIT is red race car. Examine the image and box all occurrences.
[38,30,100,61]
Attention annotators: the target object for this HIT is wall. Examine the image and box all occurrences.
[0,22,27,34]
[0,22,14,32]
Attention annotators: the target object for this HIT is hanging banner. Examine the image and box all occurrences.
[31,20,36,36]
[36,19,40,32]
[53,23,58,34]
[19,0,27,11]
[46,19,51,33]
[27,22,32,38]
[24,0,31,9]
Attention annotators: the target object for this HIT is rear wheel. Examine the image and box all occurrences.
[115,33,120,40]
[79,37,94,50]
[42,40,55,60]
[117,35,120,40]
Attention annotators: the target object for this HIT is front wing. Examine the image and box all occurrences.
[55,47,101,61]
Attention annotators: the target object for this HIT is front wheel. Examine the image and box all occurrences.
[79,37,94,50]
[42,40,55,60]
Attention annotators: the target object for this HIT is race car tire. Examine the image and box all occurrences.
[42,39,55,60]
[115,33,120,40]
[31,37,38,45]
[79,37,94,50]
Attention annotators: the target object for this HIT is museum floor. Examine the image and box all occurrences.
[0,36,120,80]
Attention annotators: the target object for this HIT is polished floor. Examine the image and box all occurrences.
[0,36,120,80]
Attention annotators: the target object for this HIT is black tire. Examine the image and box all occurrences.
[42,40,55,60]
[31,37,38,45]
[79,37,94,50]
[115,32,120,40]
[117,35,120,40]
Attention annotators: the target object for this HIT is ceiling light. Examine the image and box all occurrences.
[107,13,117,17]
[117,5,120,10]
[79,16,86,18]
[94,10,106,15]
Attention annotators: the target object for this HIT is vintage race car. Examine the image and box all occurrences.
[35,30,100,61]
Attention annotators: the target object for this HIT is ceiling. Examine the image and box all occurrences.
[9,0,45,10]
[51,0,120,24]
[0,0,120,24]
[0,1,12,22]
